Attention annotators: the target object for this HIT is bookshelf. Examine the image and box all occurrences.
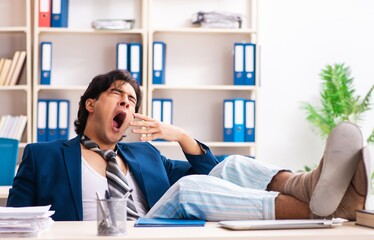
[32,0,148,142]
[28,0,258,160]
[0,0,32,148]
[147,0,259,159]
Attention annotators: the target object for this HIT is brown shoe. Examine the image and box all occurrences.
[310,122,363,216]
[332,146,371,220]
[284,122,363,216]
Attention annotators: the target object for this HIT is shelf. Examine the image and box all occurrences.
[36,85,88,91]
[150,141,255,148]
[37,28,145,35]
[0,27,28,33]
[150,85,256,91]
[0,85,29,91]
[151,28,257,34]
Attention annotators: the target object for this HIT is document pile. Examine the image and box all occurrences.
[192,11,243,29]
[92,19,135,30]
[0,205,54,238]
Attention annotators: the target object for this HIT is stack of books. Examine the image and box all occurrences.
[0,205,54,238]
[0,115,27,141]
[0,51,27,86]
[356,210,374,228]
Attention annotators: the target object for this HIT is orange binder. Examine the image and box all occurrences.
[39,0,51,27]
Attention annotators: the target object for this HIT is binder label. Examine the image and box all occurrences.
[130,45,140,72]
[52,0,61,13]
[117,43,128,70]
[224,101,233,128]
[154,43,163,71]
[163,100,172,124]
[40,0,50,12]
[42,44,52,71]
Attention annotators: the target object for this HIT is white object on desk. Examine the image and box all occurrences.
[0,186,10,199]
[219,218,347,230]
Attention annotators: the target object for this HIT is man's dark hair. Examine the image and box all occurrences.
[74,70,142,134]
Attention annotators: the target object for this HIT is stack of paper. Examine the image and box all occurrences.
[0,205,54,238]
[191,11,244,29]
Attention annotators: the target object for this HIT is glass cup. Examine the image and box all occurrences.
[97,198,127,236]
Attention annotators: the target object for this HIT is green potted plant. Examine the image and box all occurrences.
[301,63,373,142]
[301,63,374,199]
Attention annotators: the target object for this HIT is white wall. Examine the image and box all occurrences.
[258,0,374,171]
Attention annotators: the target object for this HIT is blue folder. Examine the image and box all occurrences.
[57,99,70,140]
[40,42,52,85]
[244,43,256,85]
[37,99,48,142]
[116,42,128,71]
[233,99,245,142]
[51,0,69,27]
[152,42,166,84]
[134,218,205,227]
[233,43,244,85]
[128,43,142,85]
[0,138,19,185]
[244,99,255,142]
[223,99,234,142]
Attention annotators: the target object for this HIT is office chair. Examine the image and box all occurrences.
[0,138,19,186]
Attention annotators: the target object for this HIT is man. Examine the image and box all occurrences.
[7,70,369,221]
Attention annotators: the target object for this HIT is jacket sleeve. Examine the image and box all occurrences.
[157,140,218,185]
[7,144,37,207]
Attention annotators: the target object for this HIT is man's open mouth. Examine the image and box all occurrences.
[113,112,126,129]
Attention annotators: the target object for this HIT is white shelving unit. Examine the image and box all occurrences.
[23,0,259,160]
[147,0,259,159]
[32,0,148,142]
[0,0,32,150]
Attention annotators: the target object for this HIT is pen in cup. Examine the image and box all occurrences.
[105,190,117,227]
[96,191,110,228]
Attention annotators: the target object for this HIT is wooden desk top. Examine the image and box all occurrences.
[8,221,374,240]
[0,186,10,199]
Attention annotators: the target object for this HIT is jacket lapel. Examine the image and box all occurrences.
[117,144,169,208]
[62,135,83,220]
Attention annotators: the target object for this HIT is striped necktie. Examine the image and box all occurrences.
[80,135,140,220]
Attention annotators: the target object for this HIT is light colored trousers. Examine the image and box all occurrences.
[145,155,284,220]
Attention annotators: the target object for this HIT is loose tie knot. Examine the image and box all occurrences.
[80,134,140,220]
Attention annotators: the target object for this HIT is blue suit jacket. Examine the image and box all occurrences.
[7,135,218,221]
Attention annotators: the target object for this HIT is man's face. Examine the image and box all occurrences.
[86,80,137,144]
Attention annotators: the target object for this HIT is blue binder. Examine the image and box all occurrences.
[152,98,173,124]
[245,100,255,142]
[162,99,173,124]
[37,99,48,142]
[57,99,70,140]
[244,43,256,85]
[116,42,128,71]
[152,98,173,141]
[0,138,19,185]
[152,42,166,84]
[223,99,234,142]
[51,0,69,27]
[128,43,142,85]
[233,99,245,142]
[233,43,244,85]
[152,99,162,122]
[47,100,59,141]
[40,42,52,85]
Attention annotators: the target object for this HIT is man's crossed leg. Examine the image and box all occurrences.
[146,122,370,221]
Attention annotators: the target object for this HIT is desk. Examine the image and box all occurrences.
[0,186,10,199]
[9,221,374,240]
[0,186,10,206]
